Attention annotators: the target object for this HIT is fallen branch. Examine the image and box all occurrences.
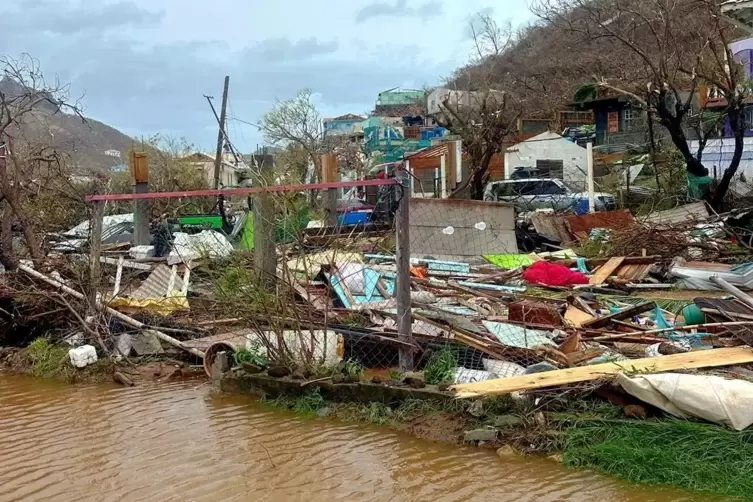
[19,264,204,358]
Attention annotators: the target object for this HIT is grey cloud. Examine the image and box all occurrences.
[355,0,442,23]
[0,0,452,150]
[0,0,160,34]
[245,37,339,63]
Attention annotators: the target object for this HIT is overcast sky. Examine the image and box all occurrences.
[0,0,534,151]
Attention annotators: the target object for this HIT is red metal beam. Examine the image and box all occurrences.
[85,178,400,202]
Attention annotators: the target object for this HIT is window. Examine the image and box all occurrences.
[531,180,566,195]
[623,107,637,121]
[535,160,564,179]
[746,107,753,130]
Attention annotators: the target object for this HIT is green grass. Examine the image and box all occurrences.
[26,338,71,378]
[563,419,753,500]
[423,348,457,385]
[23,337,113,382]
[261,389,467,426]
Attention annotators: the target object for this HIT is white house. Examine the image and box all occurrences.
[426,87,505,116]
[180,152,243,188]
[504,131,589,189]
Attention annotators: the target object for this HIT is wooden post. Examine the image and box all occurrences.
[586,142,595,213]
[213,76,230,190]
[395,177,413,371]
[253,159,276,288]
[130,151,149,246]
[89,200,104,309]
[321,154,338,227]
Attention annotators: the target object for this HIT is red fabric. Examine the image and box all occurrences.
[522,261,589,287]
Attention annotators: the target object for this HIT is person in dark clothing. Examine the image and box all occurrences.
[152,213,172,257]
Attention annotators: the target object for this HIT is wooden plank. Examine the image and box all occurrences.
[564,306,594,327]
[582,301,655,329]
[451,347,753,398]
[589,256,625,285]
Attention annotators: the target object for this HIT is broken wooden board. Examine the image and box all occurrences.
[582,301,655,329]
[450,347,753,398]
[589,256,625,285]
[564,306,594,327]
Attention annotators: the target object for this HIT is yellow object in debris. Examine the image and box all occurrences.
[109,295,189,316]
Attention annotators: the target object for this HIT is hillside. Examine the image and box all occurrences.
[0,78,135,172]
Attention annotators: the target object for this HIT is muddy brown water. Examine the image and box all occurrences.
[0,374,716,502]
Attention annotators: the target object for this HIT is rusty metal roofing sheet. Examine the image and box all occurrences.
[565,210,636,239]
[642,202,709,226]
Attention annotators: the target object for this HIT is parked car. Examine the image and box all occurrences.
[483,178,617,212]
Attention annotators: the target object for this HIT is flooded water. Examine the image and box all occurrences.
[0,374,714,502]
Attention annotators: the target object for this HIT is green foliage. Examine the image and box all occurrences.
[563,419,753,499]
[423,348,457,385]
[573,83,598,103]
[387,369,402,381]
[233,346,268,368]
[26,338,70,378]
[264,389,326,416]
[343,359,364,380]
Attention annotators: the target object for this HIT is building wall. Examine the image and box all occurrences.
[504,132,589,189]
[323,118,362,136]
[690,137,753,195]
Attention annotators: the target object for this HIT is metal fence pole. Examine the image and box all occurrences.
[395,183,413,371]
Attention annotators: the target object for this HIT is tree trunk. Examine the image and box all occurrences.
[0,202,16,271]
[646,110,661,193]
[658,112,707,177]
[712,107,745,211]
[469,149,496,200]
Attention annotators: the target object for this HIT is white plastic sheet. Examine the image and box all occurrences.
[618,372,753,430]
[168,231,233,264]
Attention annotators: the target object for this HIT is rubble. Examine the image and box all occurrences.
[8,175,753,449]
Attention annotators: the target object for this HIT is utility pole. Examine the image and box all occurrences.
[212,76,230,190]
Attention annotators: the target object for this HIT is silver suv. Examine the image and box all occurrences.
[483,178,616,212]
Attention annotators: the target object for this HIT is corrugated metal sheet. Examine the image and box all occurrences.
[530,213,573,244]
[406,144,449,160]
[131,264,185,299]
[643,202,709,226]
[566,210,636,239]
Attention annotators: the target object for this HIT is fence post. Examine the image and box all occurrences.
[89,199,104,310]
[130,151,150,246]
[395,182,413,371]
[321,154,338,227]
[253,160,276,288]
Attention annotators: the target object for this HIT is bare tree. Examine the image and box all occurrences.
[261,89,323,182]
[436,14,521,200]
[534,0,747,210]
[0,54,85,269]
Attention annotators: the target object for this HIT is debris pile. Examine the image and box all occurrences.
[6,192,753,430]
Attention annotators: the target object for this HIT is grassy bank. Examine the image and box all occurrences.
[259,389,478,442]
[7,338,114,383]
[1,338,204,385]
[259,388,753,500]
[562,419,753,500]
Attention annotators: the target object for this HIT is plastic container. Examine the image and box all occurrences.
[69,345,98,368]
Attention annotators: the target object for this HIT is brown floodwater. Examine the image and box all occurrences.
[0,374,717,502]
